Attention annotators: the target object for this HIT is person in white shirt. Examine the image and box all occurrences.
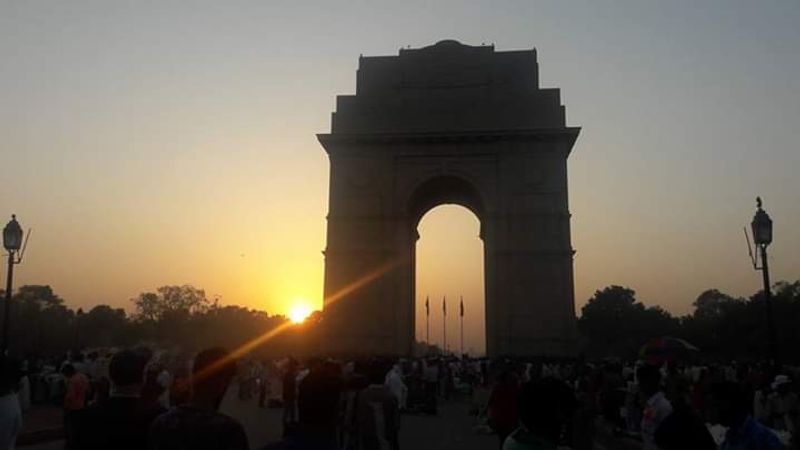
[0,356,22,450]
[71,353,88,376]
[638,364,672,450]
[766,374,798,432]
[157,368,172,409]
[384,364,407,410]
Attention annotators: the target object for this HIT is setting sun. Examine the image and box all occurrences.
[289,303,313,324]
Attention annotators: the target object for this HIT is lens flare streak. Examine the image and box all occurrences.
[195,256,406,381]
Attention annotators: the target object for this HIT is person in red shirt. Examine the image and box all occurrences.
[488,369,521,448]
[64,365,90,410]
[62,363,90,449]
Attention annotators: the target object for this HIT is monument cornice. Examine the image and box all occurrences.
[318,127,580,150]
[324,212,573,221]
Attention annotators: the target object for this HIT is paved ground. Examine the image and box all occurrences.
[400,400,496,450]
[20,388,496,450]
[19,440,62,450]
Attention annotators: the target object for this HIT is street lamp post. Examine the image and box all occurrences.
[2,215,24,354]
[750,198,777,365]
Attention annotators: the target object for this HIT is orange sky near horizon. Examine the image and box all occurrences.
[2,2,800,355]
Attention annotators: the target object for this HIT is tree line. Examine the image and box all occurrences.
[2,280,799,363]
[0,284,320,361]
[578,281,800,363]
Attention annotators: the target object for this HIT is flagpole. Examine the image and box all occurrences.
[425,295,430,346]
[460,295,464,356]
[442,295,447,355]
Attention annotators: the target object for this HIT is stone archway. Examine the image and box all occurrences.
[318,40,580,357]
[408,175,484,226]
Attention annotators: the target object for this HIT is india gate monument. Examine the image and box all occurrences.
[318,40,580,357]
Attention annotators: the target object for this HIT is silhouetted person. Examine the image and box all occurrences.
[282,358,299,430]
[709,381,783,450]
[503,378,576,450]
[299,361,341,438]
[169,364,192,407]
[384,363,407,411]
[0,356,22,450]
[488,370,521,448]
[262,361,342,450]
[148,347,248,450]
[441,361,454,400]
[691,368,713,420]
[653,402,716,450]
[70,353,87,376]
[423,359,439,414]
[638,364,672,450]
[62,363,90,449]
[141,358,166,412]
[76,349,164,450]
[356,361,400,450]
[257,360,268,408]
[662,361,688,407]
[766,375,797,432]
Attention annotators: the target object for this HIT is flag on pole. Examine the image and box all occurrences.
[459,295,465,356]
[443,296,447,353]
[425,295,430,344]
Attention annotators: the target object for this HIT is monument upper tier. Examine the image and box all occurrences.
[330,40,569,134]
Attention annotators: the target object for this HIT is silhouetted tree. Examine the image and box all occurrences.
[679,289,749,360]
[760,281,800,363]
[579,286,678,359]
[578,283,800,363]
[4,285,75,357]
[14,285,65,309]
[79,305,131,348]
[132,285,209,321]
[2,284,308,359]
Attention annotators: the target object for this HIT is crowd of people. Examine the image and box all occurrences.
[0,349,799,450]
[481,359,799,450]
[1,349,413,450]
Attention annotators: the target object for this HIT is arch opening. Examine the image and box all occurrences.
[414,204,486,356]
[408,176,486,229]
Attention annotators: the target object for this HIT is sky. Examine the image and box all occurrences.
[1,1,799,354]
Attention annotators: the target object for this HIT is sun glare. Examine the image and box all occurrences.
[289,303,312,324]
